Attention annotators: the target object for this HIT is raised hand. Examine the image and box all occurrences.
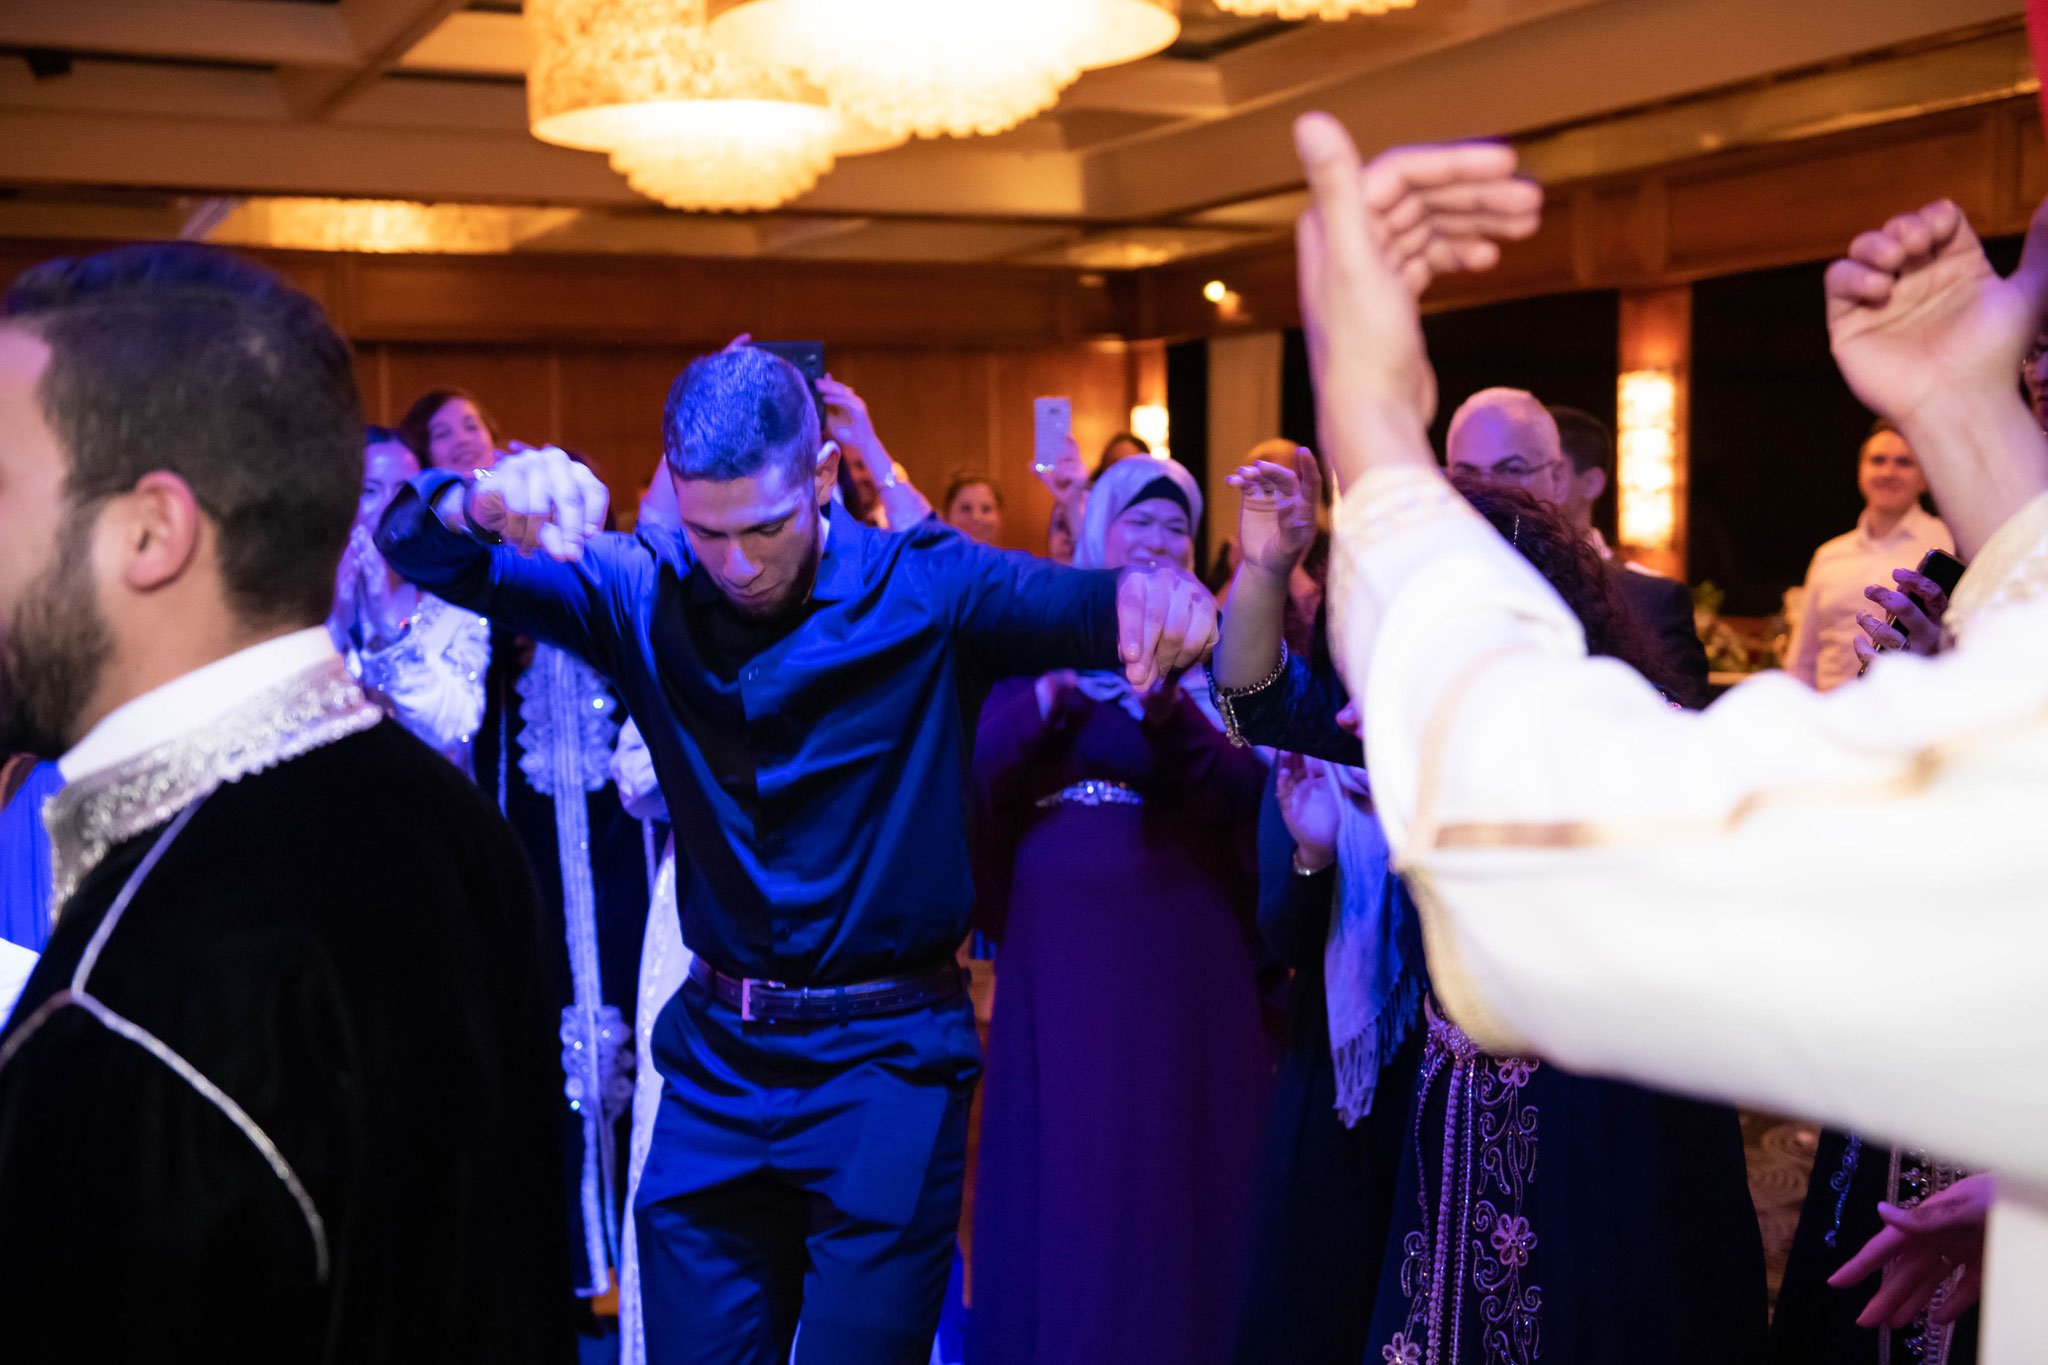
[1827,199,2048,427]
[1829,1171,1993,1329]
[1227,448,1321,578]
[1034,434,1087,508]
[1364,142,1544,299]
[335,524,366,596]
[1275,752,1339,872]
[1116,563,1219,690]
[468,444,610,561]
[1293,114,1542,489]
[354,524,389,591]
[818,374,884,466]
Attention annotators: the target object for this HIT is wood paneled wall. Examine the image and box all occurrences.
[2,90,2041,556]
[0,240,1137,553]
[356,340,1137,554]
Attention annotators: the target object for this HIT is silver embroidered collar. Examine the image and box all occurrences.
[42,657,383,918]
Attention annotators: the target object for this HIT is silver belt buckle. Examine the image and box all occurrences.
[739,975,787,1022]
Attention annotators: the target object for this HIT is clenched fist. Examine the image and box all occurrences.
[1115,563,1219,690]
[461,444,612,561]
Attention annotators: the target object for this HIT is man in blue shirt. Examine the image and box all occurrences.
[379,346,1217,1364]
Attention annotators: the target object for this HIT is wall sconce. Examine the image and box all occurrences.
[1616,368,1677,552]
[1203,278,1243,320]
[1129,402,1171,461]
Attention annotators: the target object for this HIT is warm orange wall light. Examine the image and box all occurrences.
[1616,367,1678,553]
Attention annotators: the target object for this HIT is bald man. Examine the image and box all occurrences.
[1446,388,1711,706]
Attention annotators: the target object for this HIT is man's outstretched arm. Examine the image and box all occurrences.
[936,532,1218,688]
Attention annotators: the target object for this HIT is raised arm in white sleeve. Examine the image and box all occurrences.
[1292,104,2048,1356]
[1331,468,2048,1187]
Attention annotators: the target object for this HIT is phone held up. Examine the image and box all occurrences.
[754,341,827,425]
[1032,396,1073,476]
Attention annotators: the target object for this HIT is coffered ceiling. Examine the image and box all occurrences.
[0,0,2030,265]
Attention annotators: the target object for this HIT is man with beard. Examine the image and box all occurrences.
[377,343,1219,1365]
[0,242,571,1363]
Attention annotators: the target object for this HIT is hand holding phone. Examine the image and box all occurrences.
[1884,548,1964,641]
[1855,547,1965,674]
[1032,397,1085,504]
[1032,397,1073,476]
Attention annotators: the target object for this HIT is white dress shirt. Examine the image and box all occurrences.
[1327,467,2048,1362]
[60,627,340,784]
[1785,504,1952,692]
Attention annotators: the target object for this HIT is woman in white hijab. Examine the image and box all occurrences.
[966,454,1272,1365]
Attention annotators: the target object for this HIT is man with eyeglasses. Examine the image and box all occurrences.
[1445,387,1710,706]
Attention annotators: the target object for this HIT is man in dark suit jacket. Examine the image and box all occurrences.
[1606,560,1711,707]
[1548,404,1712,708]
[1442,390,1711,708]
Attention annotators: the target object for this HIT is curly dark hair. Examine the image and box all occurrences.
[1446,469,1688,701]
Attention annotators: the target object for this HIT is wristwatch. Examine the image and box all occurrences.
[461,466,505,545]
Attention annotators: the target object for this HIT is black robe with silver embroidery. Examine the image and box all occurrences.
[0,720,572,1364]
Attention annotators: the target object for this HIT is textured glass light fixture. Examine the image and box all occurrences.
[528,0,843,212]
[211,199,581,254]
[1617,369,1679,552]
[708,0,1179,142]
[1214,0,1415,18]
[604,102,840,210]
[1076,0,1182,70]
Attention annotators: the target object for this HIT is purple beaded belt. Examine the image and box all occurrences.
[1035,779,1144,809]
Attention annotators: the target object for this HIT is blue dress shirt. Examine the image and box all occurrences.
[380,470,1122,987]
[0,761,61,952]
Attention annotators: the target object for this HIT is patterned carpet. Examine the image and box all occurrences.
[1743,1111,1821,1308]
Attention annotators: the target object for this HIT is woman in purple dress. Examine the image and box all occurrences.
[967,456,1271,1365]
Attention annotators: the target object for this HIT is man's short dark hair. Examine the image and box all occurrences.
[3,242,362,629]
[1549,405,1614,478]
[1867,415,1899,443]
[663,346,820,486]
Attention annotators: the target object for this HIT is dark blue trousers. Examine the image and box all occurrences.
[637,978,980,1365]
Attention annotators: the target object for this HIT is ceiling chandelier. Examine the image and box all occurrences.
[527,0,843,212]
[707,0,1181,142]
[1214,0,1415,17]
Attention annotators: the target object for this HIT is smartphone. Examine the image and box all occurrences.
[754,341,827,424]
[1870,547,1967,662]
[1032,397,1073,476]
[1886,548,1966,639]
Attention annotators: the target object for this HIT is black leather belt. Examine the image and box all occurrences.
[687,958,964,1024]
